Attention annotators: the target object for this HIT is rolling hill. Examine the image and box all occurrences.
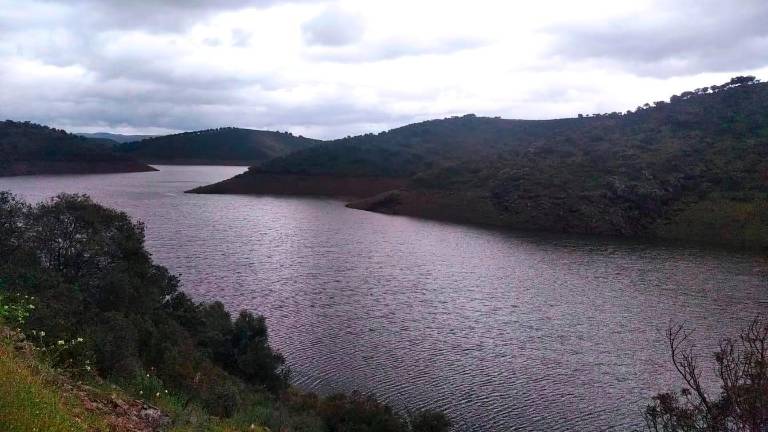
[116,127,320,165]
[191,77,768,248]
[77,132,159,144]
[0,121,155,176]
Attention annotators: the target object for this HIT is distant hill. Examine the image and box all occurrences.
[77,132,159,144]
[115,127,321,165]
[191,77,768,249]
[0,121,156,176]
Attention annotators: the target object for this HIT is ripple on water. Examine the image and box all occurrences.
[1,165,765,431]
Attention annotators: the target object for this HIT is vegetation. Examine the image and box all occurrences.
[0,341,108,432]
[0,120,154,176]
[116,127,320,165]
[0,191,450,432]
[197,77,768,248]
[645,319,768,431]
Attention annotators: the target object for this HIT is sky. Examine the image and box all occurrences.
[1,0,767,139]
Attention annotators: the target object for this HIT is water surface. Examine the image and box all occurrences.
[1,166,765,431]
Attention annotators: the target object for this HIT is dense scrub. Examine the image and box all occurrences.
[213,77,768,248]
[0,192,450,431]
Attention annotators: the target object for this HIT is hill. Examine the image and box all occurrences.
[77,132,159,144]
[191,77,768,248]
[0,121,155,176]
[115,127,320,165]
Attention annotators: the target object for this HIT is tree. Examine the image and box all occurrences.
[645,319,768,431]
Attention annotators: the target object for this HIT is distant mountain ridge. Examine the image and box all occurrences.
[115,127,321,165]
[0,121,155,176]
[77,132,159,144]
[191,77,768,249]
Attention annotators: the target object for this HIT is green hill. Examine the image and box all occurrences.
[0,121,155,176]
[116,127,320,165]
[191,77,768,248]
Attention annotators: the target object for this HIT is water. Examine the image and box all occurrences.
[1,165,765,431]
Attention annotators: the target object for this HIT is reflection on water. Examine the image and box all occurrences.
[1,166,765,431]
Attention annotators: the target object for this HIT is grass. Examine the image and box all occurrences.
[0,334,283,432]
[0,340,107,432]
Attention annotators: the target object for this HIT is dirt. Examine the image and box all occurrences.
[188,172,407,198]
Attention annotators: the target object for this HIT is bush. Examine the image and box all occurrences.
[0,193,288,410]
[645,319,768,431]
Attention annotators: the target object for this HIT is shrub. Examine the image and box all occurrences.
[645,319,768,431]
[0,193,287,411]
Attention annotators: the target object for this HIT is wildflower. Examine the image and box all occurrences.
[29,305,35,309]
[57,340,65,345]
[155,392,160,397]
[85,365,91,371]
[39,331,45,337]
[164,390,168,393]
[139,390,143,395]
[77,337,83,342]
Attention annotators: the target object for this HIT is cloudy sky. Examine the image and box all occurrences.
[1,0,767,138]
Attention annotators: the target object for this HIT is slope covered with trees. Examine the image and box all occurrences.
[116,127,320,165]
[192,77,768,248]
[0,121,155,176]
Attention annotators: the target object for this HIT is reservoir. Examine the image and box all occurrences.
[2,165,765,431]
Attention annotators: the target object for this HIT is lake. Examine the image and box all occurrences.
[1,165,765,431]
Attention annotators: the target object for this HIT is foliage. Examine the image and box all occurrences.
[645,319,768,431]
[0,290,35,326]
[0,192,289,412]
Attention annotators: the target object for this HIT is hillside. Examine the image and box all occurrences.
[0,121,155,176]
[191,77,768,248]
[116,127,320,165]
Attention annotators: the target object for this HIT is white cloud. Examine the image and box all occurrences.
[0,0,766,138]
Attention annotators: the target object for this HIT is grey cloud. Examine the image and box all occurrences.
[307,36,485,63]
[550,0,768,77]
[1,82,408,138]
[301,7,364,47]
[39,0,323,32]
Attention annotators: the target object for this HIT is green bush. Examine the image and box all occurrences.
[0,193,288,409]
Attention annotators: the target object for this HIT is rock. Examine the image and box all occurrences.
[138,404,171,429]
